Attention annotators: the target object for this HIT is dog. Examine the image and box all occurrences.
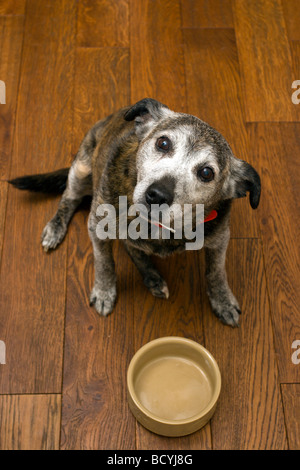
[9,98,261,327]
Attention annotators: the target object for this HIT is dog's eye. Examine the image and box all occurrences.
[156,136,171,152]
[197,166,214,182]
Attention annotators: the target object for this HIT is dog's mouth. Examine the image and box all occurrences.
[139,212,176,233]
[139,208,218,234]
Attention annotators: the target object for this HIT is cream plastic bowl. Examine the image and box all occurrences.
[127,336,221,437]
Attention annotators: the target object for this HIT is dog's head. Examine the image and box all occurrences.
[124,98,261,216]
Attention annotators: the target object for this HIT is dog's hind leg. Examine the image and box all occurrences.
[41,158,92,251]
[124,242,169,299]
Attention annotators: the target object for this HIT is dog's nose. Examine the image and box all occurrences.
[145,181,174,207]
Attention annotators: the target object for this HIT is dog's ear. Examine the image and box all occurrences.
[124,98,170,138]
[226,156,261,209]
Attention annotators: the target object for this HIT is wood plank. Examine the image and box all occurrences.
[0,16,24,261]
[61,48,135,450]
[0,0,25,15]
[183,28,258,238]
[130,0,186,111]
[281,384,300,450]
[233,0,300,121]
[249,123,300,383]
[73,47,130,152]
[181,0,233,28]
[0,16,24,178]
[136,422,212,451]
[281,0,300,41]
[130,0,211,449]
[0,394,61,450]
[77,0,129,47]
[0,182,8,260]
[202,240,287,449]
[290,41,300,81]
[0,0,76,394]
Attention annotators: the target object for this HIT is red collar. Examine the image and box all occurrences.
[203,209,218,223]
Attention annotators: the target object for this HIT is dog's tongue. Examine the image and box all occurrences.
[154,209,218,231]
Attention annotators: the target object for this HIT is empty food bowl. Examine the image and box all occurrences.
[127,336,221,437]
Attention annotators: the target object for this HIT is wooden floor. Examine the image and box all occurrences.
[0,0,299,450]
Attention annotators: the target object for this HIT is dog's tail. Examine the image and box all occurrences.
[8,168,70,194]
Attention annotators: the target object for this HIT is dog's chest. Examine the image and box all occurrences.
[126,237,186,257]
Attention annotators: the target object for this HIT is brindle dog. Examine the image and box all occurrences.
[9,98,261,327]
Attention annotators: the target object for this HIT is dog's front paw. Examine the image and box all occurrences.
[208,292,241,327]
[89,284,117,317]
[143,272,169,299]
[41,218,67,252]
